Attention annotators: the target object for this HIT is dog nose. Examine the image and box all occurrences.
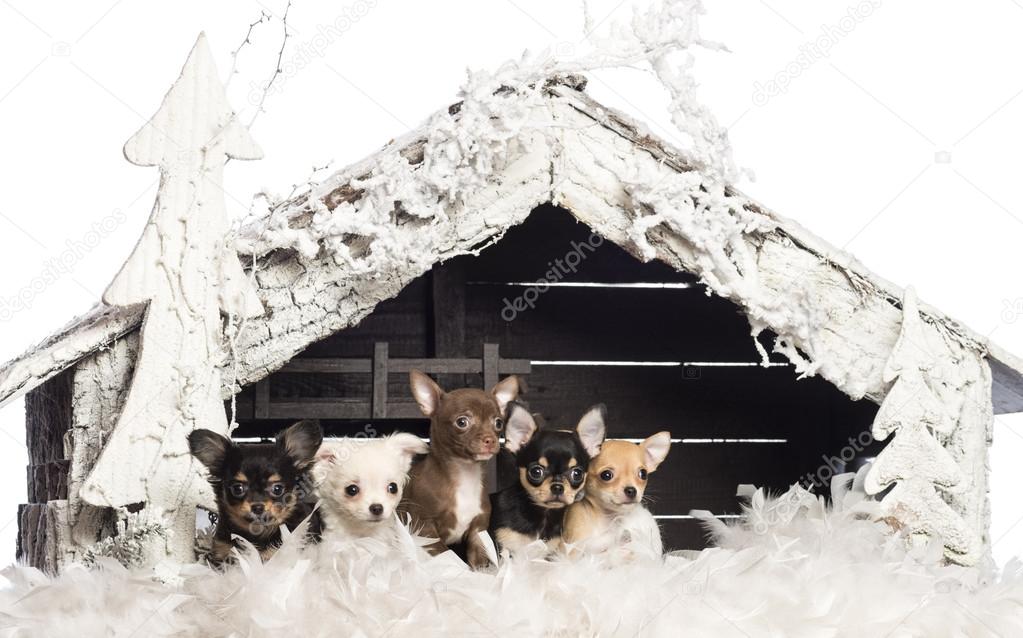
[369,503,384,516]
[250,502,265,515]
[623,486,637,499]
[550,482,564,496]
[482,435,497,449]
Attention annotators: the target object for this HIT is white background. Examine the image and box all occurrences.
[1,0,1022,568]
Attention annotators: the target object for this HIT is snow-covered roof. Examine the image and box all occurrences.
[2,76,1022,414]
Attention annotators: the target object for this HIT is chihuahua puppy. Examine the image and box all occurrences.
[398,370,519,569]
[188,420,323,565]
[313,433,428,546]
[489,403,605,556]
[563,432,671,557]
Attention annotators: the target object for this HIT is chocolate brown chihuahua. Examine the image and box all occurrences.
[399,370,520,569]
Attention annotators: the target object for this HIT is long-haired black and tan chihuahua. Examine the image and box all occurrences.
[188,420,323,565]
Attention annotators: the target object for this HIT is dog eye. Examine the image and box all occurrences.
[229,483,247,498]
[269,483,286,497]
[345,485,360,497]
[638,469,648,480]
[455,416,470,429]
[387,482,399,494]
[599,470,614,482]
[527,465,545,481]
[569,468,584,484]
[494,418,504,431]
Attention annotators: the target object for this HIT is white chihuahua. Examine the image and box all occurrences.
[313,433,428,545]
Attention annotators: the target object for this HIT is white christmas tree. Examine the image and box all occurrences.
[865,287,979,562]
[80,33,265,564]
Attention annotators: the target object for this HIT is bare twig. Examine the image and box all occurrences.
[247,0,294,128]
[224,9,273,91]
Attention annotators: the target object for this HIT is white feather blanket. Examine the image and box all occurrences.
[2,473,1022,637]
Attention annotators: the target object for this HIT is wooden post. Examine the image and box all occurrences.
[372,342,389,419]
[254,380,270,420]
[482,343,500,390]
[482,343,501,493]
[431,261,466,388]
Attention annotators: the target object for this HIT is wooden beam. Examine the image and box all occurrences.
[372,342,389,419]
[280,359,373,373]
[279,357,531,375]
[265,399,424,420]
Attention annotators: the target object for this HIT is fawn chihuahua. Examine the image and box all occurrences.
[398,370,519,569]
[563,432,671,557]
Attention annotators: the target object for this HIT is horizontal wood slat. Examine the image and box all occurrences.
[263,399,424,420]
[660,517,715,552]
[643,443,801,515]
[464,285,786,363]
[281,357,531,375]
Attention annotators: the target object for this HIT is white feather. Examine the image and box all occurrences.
[3,477,1022,636]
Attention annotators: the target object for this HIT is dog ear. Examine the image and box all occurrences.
[409,370,444,416]
[188,429,233,476]
[388,433,429,473]
[490,375,520,411]
[315,444,338,464]
[641,431,672,471]
[503,402,537,453]
[309,443,338,486]
[277,419,323,470]
[575,404,607,458]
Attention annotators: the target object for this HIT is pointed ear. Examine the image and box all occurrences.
[277,419,323,470]
[575,404,607,458]
[188,429,233,476]
[490,376,520,411]
[503,403,537,453]
[315,443,338,465]
[310,442,337,485]
[409,370,444,416]
[388,433,429,473]
[641,432,672,471]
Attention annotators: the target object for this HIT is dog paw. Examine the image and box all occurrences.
[467,543,492,570]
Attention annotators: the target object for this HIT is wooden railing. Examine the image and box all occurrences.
[245,343,530,420]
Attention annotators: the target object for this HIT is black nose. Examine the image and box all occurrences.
[623,486,637,499]
[550,482,564,495]
[369,503,384,516]
[250,503,265,515]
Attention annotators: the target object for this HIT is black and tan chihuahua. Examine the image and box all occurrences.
[188,420,323,565]
[489,403,606,556]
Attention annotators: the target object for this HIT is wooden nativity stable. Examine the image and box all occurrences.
[2,51,1023,573]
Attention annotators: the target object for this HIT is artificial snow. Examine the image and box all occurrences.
[2,473,1022,637]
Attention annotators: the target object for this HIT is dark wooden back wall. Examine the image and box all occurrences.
[233,204,881,550]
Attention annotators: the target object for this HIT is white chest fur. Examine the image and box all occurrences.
[446,462,483,544]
